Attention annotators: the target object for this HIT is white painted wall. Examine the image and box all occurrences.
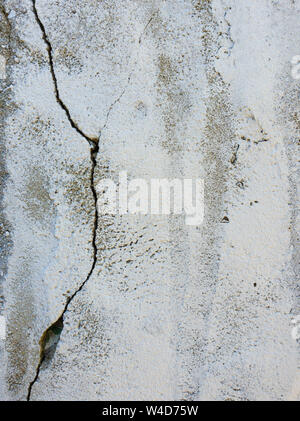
[0,0,299,401]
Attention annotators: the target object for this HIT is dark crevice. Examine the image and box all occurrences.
[230,144,239,164]
[32,0,98,148]
[27,144,100,402]
[28,0,154,400]
[27,1,100,401]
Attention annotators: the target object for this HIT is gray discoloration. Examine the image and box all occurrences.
[156,53,192,154]
[171,0,236,399]
[23,166,55,224]
[6,260,36,394]
[0,2,14,399]
[0,0,13,314]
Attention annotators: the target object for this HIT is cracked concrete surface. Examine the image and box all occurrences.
[0,0,299,401]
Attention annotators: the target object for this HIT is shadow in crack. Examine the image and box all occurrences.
[42,317,64,361]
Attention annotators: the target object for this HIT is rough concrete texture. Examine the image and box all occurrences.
[0,0,299,401]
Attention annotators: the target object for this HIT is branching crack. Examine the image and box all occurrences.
[27,0,155,401]
[101,12,156,133]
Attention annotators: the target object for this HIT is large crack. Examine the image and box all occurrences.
[31,0,98,147]
[26,141,99,401]
[27,0,154,401]
[27,0,100,401]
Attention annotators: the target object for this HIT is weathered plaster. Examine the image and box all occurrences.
[0,0,299,401]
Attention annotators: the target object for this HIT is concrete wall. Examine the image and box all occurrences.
[0,0,299,401]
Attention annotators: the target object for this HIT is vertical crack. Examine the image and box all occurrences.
[27,0,100,401]
[26,144,99,401]
[32,0,98,147]
[26,142,99,402]
[27,1,155,400]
